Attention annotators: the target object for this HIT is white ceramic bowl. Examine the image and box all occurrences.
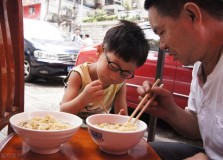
[10,111,82,154]
[86,114,147,155]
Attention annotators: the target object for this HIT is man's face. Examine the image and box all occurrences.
[148,7,201,65]
[75,30,80,35]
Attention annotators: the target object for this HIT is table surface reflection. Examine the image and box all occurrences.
[1,128,160,160]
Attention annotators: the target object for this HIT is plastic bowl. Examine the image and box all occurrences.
[86,114,147,155]
[10,111,82,154]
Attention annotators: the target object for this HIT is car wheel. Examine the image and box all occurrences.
[24,57,33,82]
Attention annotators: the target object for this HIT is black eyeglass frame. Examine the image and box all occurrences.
[104,53,134,79]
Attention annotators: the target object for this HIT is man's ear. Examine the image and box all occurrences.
[184,2,202,24]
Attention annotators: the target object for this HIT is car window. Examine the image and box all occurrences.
[143,28,159,41]
[23,19,71,41]
[138,22,160,52]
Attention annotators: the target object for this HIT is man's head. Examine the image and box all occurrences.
[144,0,223,65]
[85,34,90,38]
[144,0,223,20]
[75,29,80,35]
[102,20,149,67]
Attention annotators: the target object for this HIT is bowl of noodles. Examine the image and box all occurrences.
[10,111,82,154]
[86,114,147,155]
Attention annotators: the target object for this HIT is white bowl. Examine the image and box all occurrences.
[10,111,82,154]
[86,114,147,155]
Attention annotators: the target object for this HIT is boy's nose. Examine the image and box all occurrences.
[109,71,122,81]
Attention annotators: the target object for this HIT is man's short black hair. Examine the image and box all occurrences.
[144,0,223,20]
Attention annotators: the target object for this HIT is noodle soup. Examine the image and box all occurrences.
[18,115,71,130]
[94,122,137,131]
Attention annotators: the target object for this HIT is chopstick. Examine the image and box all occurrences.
[128,79,160,122]
[80,65,109,114]
[133,83,164,124]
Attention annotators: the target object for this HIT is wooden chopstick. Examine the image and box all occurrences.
[133,84,164,124]
[80,65,108,114]
[128,79,160,122]
[100,103,109,114]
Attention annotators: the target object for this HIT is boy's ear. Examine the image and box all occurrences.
[96,44,103,58]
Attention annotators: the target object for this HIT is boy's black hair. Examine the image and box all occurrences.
[144,0,223,20]
[102,20,149,67]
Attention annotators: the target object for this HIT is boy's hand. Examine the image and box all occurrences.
[118,109,126,115]
[81,80,104,104]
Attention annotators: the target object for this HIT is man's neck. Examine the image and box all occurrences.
[201,46,223,83]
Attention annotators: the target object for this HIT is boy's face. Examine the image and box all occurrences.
[97,51,137,85]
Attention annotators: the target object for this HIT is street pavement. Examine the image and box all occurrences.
[0,76,202,146]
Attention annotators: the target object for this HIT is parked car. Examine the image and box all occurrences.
[75,24,192,110]
[23,18,79,82]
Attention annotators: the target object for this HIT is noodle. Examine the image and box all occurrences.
[94,122,137,131]
[18,115,71,130]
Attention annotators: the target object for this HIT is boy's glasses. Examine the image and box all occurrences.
[105,53,134,79]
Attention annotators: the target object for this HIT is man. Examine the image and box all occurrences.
[82,34,94,47]
[71,28,83,49]
[137,0,223,159]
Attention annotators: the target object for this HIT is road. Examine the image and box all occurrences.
[24,76,202,145]
[25,76,65,112]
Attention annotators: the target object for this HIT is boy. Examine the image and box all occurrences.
[60,20,149,120]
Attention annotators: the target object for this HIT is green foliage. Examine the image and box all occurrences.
[118,15,141,21]
[82,9,118,23]
[123,0,132,11]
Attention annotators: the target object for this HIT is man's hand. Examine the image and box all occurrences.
[137,80,177,120]
[183,153,208,160]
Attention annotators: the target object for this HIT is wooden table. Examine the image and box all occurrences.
[0,128,160,160]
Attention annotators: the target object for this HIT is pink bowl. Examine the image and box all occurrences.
[86,114,147,155]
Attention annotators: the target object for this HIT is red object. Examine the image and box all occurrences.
[23,3,41,19]
[75,44,192,109]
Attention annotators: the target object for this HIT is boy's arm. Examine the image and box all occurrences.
[113,83,128,115]
[60,71,86,114]
[60,72,104,115]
